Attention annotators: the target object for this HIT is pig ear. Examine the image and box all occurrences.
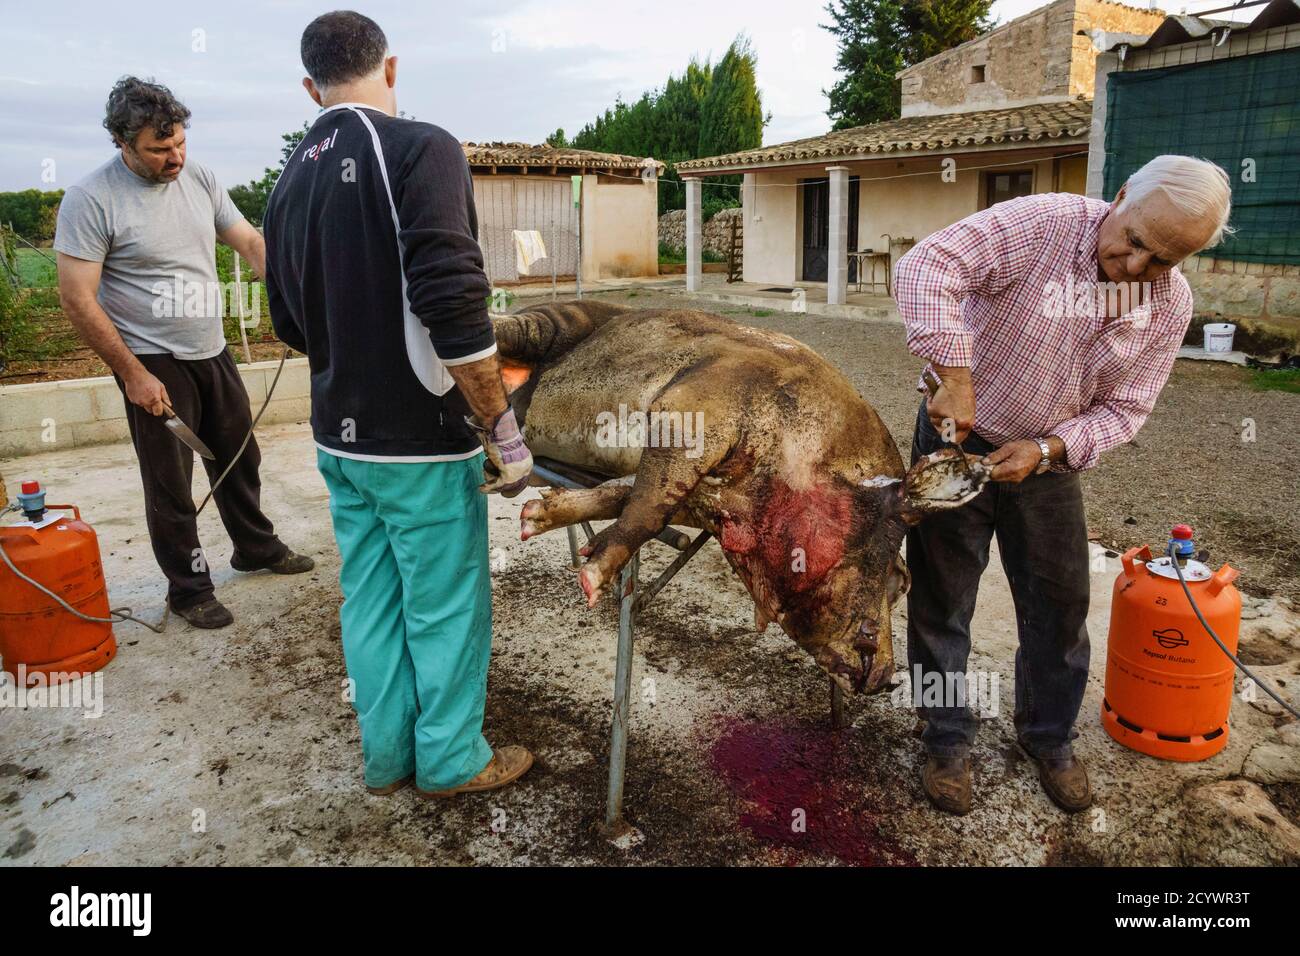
[897,448,990,524]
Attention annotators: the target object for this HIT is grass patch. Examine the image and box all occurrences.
[215,242,273,347]
[658,241,726,265]
[1248,367,1300,394]
[15,247,57,287]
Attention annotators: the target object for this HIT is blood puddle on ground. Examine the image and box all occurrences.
[705,715,916,866]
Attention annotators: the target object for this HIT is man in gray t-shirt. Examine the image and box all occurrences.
[56,151,244,359]
[55,77,312,629]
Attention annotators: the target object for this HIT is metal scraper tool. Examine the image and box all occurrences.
[921,367,976,480]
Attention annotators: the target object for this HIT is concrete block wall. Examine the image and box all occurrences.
[0,357,311,460]
[898,0,1165,118]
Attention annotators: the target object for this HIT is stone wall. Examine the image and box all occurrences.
[1183,255,1300,343]
[658,206,743,257]
[899,0,1166,117]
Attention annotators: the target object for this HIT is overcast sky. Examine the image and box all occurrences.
[0,0,1249,192]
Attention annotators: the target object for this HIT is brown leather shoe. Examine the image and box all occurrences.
[1021,744,1092,813]
[366,774,413,796]
[417,746,534,798]
[921,754,972,815]
[172,597,234,629]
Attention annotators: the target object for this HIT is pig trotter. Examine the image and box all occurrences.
[519,481,634,540]
[578,564,609,607]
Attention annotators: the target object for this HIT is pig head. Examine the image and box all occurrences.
[712,446,990,694]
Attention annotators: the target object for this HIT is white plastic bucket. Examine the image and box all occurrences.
[1203,322,1236,353]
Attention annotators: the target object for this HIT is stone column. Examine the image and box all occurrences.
[827,166,850,306]
[684,176,702,292]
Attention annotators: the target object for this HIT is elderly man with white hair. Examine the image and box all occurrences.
[893,155,1233,816]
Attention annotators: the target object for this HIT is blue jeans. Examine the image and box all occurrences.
[905,401,1091,761]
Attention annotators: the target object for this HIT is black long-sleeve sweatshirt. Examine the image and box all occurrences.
[263,103,494,460]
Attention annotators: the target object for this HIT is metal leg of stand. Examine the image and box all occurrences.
[831,679,846,729]
[566,525,581,570]
[605,552,639,834]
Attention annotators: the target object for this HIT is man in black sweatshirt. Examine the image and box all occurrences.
[264,10,534,798]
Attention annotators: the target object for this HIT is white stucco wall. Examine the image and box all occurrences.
[740,152,1087,287]
[742,171,800,285]
[581,174,660,280]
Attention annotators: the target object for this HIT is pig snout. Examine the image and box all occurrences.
[815,618,894,695]
[855,618,894,694]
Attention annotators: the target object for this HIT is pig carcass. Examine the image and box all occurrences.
[493,301,989,693]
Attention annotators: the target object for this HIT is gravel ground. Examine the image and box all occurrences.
[2,289,1296,867]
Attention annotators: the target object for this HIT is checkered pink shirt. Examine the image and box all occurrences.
[894,193,1194,471]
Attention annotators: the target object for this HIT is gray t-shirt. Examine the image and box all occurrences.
[54,155,245,359]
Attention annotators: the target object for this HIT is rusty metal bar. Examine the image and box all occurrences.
[632,531,712,616]
[831,680,846,729]
[565,525,581,569]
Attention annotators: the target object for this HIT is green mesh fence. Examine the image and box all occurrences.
[1103,46,1300,264]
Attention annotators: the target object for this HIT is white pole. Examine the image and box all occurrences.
[826,166,850,307]
[233,251,252,364]
[684,176,703,293]
[575,179,584,300]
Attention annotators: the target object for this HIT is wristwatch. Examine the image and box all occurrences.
[1034,437,1052,474]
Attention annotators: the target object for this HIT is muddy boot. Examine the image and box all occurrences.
[172,597,234,629]
[366,774,413,796]
[921,754,972,815]
[1021,744,1092,813]
[417,746,534,798]
[232,548,315,574]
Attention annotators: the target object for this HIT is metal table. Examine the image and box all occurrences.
[848,250,893,295]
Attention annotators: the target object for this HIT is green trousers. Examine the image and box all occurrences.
[317,449,494,791]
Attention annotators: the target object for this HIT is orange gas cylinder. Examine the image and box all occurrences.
[1102,525,1240,761]
[0,481,116,686]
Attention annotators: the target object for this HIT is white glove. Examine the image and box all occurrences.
[468,405,533,497]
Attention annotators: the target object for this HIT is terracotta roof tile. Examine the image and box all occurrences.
[676,99,1092,172]
[462,142,665,172]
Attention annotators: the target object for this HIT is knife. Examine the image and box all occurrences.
[921,367,976,479]
[160,401,215,460]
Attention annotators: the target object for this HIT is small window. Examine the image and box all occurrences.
[970,64,986,84]
[985,170,1034,208]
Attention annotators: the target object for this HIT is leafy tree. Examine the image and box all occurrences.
[570,39,764,214]
[698,37,765,159]
[228,122,309,225]
[823,0,992,128]
[0,189,65,240]
[903,0,996,61]
[545,128,569,148]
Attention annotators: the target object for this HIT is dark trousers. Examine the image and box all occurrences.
[905,401,1091,761]
[115,350,286,611]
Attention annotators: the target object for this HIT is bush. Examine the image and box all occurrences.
[702,193,740,223]
[0,190,64,241]
[214,243,271,346]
